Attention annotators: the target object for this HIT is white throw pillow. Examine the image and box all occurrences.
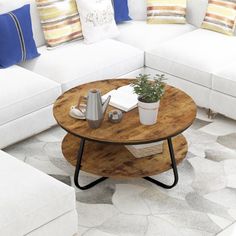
[76,0,119,44]
[128,0,147,21]
[186,0,208,27]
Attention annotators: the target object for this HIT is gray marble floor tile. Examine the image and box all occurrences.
[224,160,236,188]
[141,187,191,215]
[184,129,217,157]
[188,157,226,194]
[217,133,236,150]
[185,192,234,221]
[199,116,236,136]
[76,182,115,204]
[76,202,119,228]
[157,210,221,234]
[146,216,213,236]
[35,126,66,142]
[157,160,195,200]
[98,214,148,236]
[49,174,71,186]
[204,188,236,209]
[76,225,90,235]
[207,214,232,229]
[83,229,117,236]
[190,118,211,130]
[216,222,236,236]
[112,184,150,215]
[205,145,236,162]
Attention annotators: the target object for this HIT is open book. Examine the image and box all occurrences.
[102,85,138,112]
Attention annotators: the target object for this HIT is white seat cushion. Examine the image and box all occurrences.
[0,150,76,236]
[0,66,61,126]
[116,21,195,51]
[146,29,236,88]
[21,39,144,91]
[0,0,45,47]
[212,62,236,97]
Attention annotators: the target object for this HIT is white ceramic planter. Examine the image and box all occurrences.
[138,100,160,125]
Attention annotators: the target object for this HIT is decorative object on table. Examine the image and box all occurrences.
[69,96,87,119]
[108,110,123,123]
[85,89,111,129]
[112,0,132,23]
[147,0,187,24]
[36,0,83,48]
[0,4,40,68]
[69,105,86,120]
[201,0,236,36]
[75,0,119,44]
[125,141,163,158]
[131,74,166,125]
[102,84,137,112]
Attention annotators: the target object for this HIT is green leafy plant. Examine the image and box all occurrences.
[131,74,166,103]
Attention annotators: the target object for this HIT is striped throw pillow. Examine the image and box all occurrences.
[36,0,83,48]
[202,0,236,35]
[147,0,187,24]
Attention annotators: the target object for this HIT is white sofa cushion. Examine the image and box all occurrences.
[0,150,76,236]
[76,0,119,44]
[20,39,144,91]
[128,0,147,20]
[212,62,236,98]
[0,0,45,47]
[116,21,195,50]
[145,29,236,88]
[0,66,61,126]
[186,0,208,27]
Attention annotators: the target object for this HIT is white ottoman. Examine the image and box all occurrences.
[0,150,77,236]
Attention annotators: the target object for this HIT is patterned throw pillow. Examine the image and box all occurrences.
[147,0,187,24]
[201,0,236,36]
[76,0,119,44]
[36,0,83,48]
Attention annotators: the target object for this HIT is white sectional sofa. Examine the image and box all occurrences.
[1,0,236,150]
[1,0,236,149]
[1,0,236,235]
[0,150,77,236]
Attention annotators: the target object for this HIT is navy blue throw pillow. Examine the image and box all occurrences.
[0,4,40,68]
[113,0,132,24]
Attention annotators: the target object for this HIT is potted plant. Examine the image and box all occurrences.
[131,74,166,125]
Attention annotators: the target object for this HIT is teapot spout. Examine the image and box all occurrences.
[102,95,111,114]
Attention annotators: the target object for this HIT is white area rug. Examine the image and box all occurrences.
[5,109,236,236]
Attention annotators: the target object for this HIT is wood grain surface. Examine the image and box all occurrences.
[62,133,188,178]
[53,79,197,144]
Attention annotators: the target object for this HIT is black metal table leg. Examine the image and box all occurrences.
[143,137,179,189]
[74,138,108,190]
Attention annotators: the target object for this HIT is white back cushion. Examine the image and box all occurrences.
[0,0,45,47]
[186,0,208,27]
[128,0,147,20]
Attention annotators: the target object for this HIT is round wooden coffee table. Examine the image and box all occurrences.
[53,79,197,190]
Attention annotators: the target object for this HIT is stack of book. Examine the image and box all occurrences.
[125,141,163,158]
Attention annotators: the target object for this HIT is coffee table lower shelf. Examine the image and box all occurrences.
[62,134,188,190]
